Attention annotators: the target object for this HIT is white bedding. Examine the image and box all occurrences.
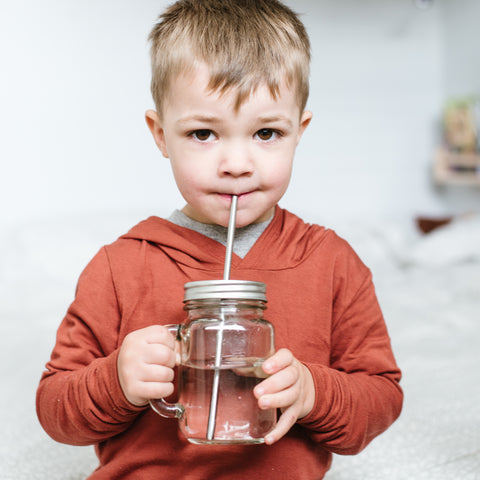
[1,212,479,479]
[325,216,480,480]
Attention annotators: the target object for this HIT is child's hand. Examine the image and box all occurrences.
[117,325,178,407]
[253,348,315,445]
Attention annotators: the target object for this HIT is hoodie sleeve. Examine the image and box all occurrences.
[36,247,146,446]
[297,249,403,455]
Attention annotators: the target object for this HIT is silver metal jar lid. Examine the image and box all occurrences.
[183,280,267,302]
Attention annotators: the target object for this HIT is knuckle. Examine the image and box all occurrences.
[159,326,176,345]
[164,348,177,367]
[285,366,298,385]
[153,382,174,399]
[155,345,171,363]
[280,348,294,362]
[281,409,298,427]
[157,365,175,382]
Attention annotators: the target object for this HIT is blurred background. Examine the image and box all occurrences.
[0,1,479,479]
[1,0,479,228]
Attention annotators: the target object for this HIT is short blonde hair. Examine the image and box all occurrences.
[148,0,310,118]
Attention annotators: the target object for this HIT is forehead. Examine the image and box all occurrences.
[163,63,300,117]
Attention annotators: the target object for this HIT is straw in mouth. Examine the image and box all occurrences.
[223,194,238,281]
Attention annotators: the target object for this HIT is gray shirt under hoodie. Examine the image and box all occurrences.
[168,209,272,259]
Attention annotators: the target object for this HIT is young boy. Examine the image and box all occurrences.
[36,1,403,478]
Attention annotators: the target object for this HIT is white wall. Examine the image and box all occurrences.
[0,0,181,228]
[1,0,479,229]
[441,0,480,97]
[287,0,446,222]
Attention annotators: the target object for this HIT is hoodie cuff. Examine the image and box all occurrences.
[92,349,148,421]
[296,363,340,430]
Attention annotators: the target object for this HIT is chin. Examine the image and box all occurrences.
[235,212,266,228]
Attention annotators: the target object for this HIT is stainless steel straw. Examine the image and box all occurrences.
[223,195,238,280]
[206,194,238,440]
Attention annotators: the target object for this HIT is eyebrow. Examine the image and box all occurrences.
[177,115,221,125]
[177,114,294,128]
[257,115,294,127]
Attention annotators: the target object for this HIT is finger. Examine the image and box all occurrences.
[264,405,299,445]
[254,364,299,398]
[143,343,177,369]
[140,364,175,384]
[262,348,294,375]
[144,325,177,349]
[257,382,299,410]
[138,380,175,403]
[118,365,175,407]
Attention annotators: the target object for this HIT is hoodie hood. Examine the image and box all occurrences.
[120,206,330,272]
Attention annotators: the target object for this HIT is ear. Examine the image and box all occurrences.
[296,110,313,145]
[145,109,169,158]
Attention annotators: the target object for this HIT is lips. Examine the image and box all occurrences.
[218,191,254,203]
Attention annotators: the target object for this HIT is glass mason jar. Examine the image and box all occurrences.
[150,280,276,445]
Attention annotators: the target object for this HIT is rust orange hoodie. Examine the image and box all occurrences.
[37,206,402,479]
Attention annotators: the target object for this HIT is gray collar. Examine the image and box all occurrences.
[168,210,272,258]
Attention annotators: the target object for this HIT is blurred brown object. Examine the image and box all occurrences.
[415,216,453,234]
[432,148,480,186]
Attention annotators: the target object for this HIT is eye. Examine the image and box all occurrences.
[191,129,215,142]
[255,128,280,141]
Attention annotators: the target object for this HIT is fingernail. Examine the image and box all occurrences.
[264,434,274,445]
[255,386,264,397]
[263,361,272,372]
[259,397,270,408]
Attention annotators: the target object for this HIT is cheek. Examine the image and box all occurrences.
[170,162,209,201]
[265,158,293,189]
[171,164,195,193]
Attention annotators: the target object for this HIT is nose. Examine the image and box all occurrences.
[218,143,254,178]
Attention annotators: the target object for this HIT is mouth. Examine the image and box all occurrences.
[218,191,255,203]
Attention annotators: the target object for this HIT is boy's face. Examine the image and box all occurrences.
[146,63,312,228]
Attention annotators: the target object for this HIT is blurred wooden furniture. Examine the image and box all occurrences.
[433,147,480,186]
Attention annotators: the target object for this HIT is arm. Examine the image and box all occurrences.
[255,271,403,453]
[37,351,145,446]
[36,247,176,445]
[305,269,403,454]
[36,247,139,445]
[298,362,402,455]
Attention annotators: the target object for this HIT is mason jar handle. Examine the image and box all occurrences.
[149,324,185,420]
